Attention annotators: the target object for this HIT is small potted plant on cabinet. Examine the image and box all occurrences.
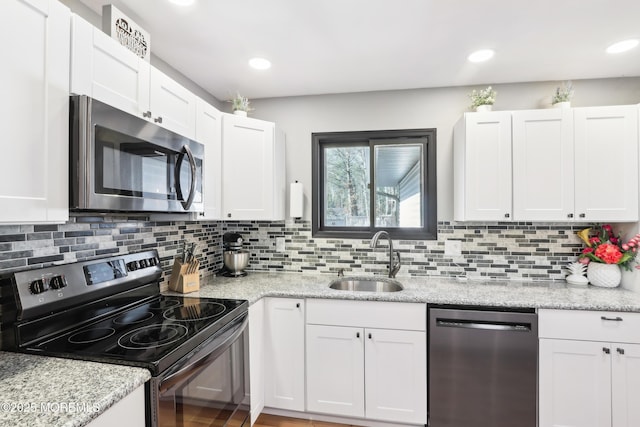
[469,86,497,112]
[551,81,574,108]
[229,92,253,116]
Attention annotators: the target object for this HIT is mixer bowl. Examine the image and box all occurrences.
[223,250,249,274]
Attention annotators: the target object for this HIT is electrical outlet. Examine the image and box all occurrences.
[275,237,286,253]
[445,240,462,256]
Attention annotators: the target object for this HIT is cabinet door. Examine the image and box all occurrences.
[149,67,197,139]
[512,109,574,221]
[539,339,612,427]
[264,298,305,411]
[612,343,640,427]
[86,385,145,427]
[0,0,69,223]
[306,324,365,418]
[70,15,150,118]
[455,112,512,221]
[196,98,222,220]
[364,328,427,424]
[222,115,277,220]
[574,105,639,221]
[248,300,265,425]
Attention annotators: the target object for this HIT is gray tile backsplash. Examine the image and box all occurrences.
[0,217,587,284]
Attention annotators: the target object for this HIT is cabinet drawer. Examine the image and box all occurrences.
[306,299,425,331]
[539,309,640,343]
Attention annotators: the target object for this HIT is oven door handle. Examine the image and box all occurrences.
[174,144,197,211]
[159,312,247,392]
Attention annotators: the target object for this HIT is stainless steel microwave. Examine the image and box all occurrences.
[70,95,204,213]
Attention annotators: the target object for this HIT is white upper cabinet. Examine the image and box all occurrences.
[221,114,285,221]
[196,98,222,220]
[70,15,196,139]
[512,108,574,221]
[455,105,639,222]
[70,14,149,118]
[0,0,70,224]
[574,105,639,222]
[454,112,513,221]
[149,67,197,139]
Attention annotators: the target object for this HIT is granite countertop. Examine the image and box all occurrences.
[0,352,150,427]
[181,272,640,312]
[4,271,640,427]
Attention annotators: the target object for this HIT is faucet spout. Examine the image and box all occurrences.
[370,231,401,278]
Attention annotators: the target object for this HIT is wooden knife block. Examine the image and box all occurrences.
[168,257,200,293]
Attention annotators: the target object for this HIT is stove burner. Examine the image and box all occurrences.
[113,310,154,325]
[68,328,116,344]
[148,299,181,310]
[118,324,189,350]
[163,302,226,322]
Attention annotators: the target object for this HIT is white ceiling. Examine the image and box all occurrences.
[79,0,640,101]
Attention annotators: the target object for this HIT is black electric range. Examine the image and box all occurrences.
[0,250,248,376]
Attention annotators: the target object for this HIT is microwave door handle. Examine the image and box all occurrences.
[174,145,197,210]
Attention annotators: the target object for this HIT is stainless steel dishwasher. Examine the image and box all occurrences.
[429,306,538,427]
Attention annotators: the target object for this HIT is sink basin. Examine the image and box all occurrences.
[329,277,403,292]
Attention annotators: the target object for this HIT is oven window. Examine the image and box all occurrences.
[157,326,248,427]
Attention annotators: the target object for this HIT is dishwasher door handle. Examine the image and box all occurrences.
[436,318,532,332]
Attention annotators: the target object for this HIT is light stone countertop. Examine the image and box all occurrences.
[0,352,150,427]
[4,271,640,427]
[182,271,640,312]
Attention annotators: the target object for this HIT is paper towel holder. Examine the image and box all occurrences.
[290,180,304,219]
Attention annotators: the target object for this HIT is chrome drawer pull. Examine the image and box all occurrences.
[603,347,611,354]
[601,316,623,322]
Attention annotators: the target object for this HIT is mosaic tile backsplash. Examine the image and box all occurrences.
[0,216,588,285]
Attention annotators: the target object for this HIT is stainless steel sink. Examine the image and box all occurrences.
[328,277,403,292]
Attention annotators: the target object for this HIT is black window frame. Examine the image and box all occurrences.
[312,128,437,240]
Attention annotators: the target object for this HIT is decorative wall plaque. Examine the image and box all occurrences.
[102,5,151,62]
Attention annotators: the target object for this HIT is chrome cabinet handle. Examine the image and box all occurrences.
[617,348,625,355]
[368,333,372,339]
[356,332,360,338]
[227,213,232,218]
[154,116,163,123]
[567,213,574,218]
[296,303,300,308]
[603,347,611,354]
[579,213,586,218]
[142,110,152,118]
[601,316,623,322]
[504,213,510,218]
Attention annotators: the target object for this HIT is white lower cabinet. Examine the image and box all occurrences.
[248,300,265,425]
[86,385,145,427]
[305,299,427,425]
[539,309,640,427]
[264,298,305,411]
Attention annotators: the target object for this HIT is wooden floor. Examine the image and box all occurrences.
[254,413,353,427]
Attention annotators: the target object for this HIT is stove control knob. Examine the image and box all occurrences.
[49,275,67,290]
[126,261,139,272]
[148,257,157,266]
[29,279,49,294]
[139,259,148,268]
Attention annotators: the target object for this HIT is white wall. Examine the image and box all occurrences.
[248,77,640,220]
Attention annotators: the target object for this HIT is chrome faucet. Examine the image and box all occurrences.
[370,231,401,278]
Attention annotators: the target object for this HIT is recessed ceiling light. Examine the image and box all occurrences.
[168,0,195,6]
[249,57,272,70]
[606,39,639,54]
[467,49,495,63]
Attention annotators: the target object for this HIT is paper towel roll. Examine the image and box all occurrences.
[290,182,304,218]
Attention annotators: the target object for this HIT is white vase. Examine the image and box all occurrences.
[587,263,621,288]
[475,105,492,112]
[233,110,247,116]
[552,101,571,109]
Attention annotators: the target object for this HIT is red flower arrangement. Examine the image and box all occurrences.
[577,224,640,271]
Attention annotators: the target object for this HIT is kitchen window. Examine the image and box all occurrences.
[312,129,437,240]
